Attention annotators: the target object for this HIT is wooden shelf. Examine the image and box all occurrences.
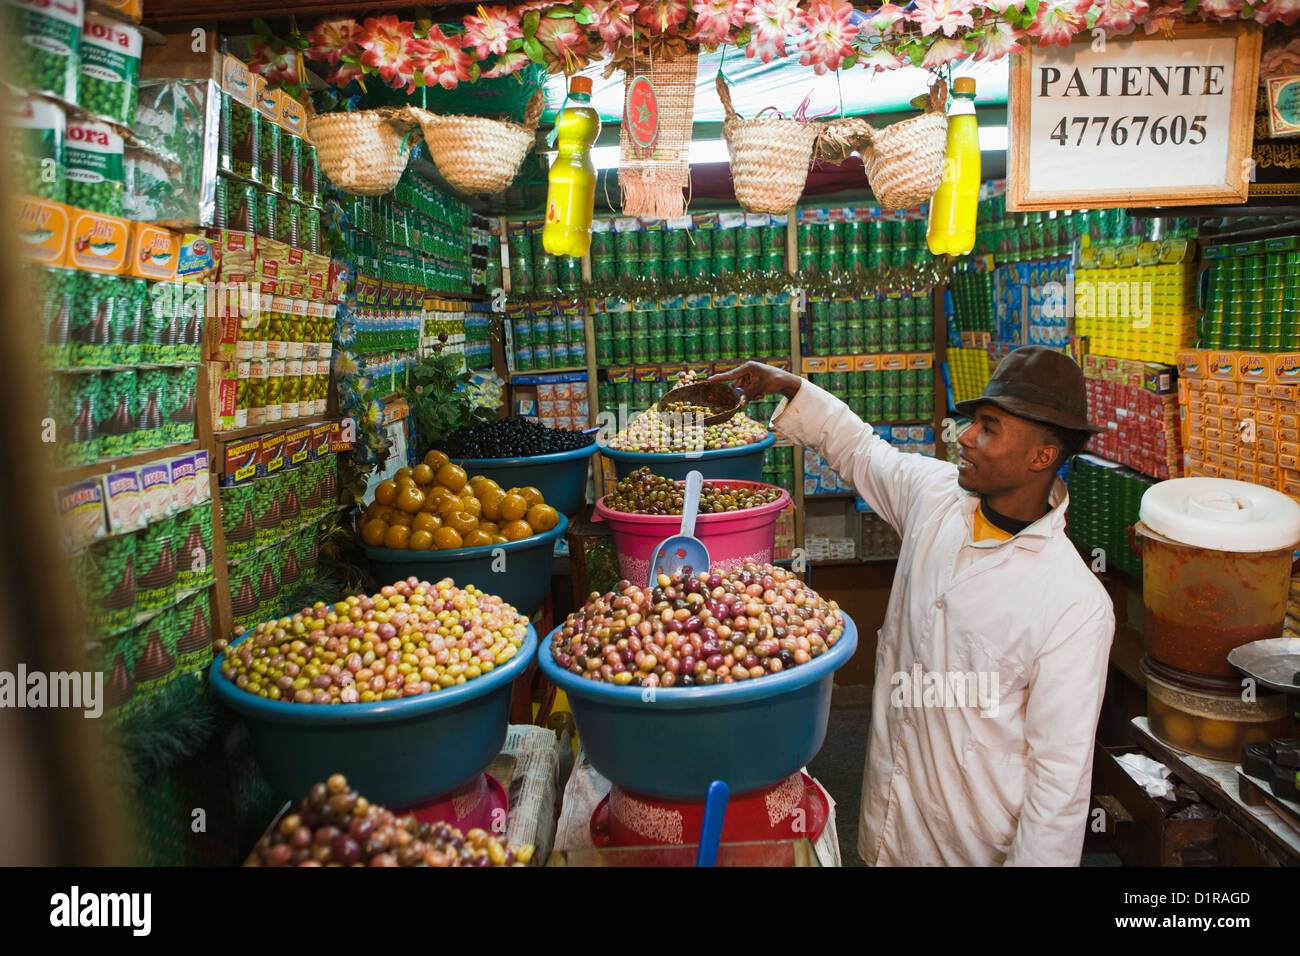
[805,491,858,499]
[54,440,201,483]
[213,413,331,444]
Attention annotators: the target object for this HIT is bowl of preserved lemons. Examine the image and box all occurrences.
[359,450,568,615]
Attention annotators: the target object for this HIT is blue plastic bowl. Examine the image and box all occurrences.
[537,612,857,799]
[211,624,538,807]
[451,443,597,517]
[365,514,567,616]
[600,433,776,482]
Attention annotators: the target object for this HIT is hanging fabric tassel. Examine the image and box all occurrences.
[618,44,698,220]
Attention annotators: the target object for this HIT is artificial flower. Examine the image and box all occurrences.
[636,0,691,33]
[249,38,301,86]
[535,14,592,72]
[589,0,641,52]
[462,5,522,59]
[482,49,534,77]
[797,0,859,74]
[411,26,472,90]
[909,0,977,37]
[325,62,365,87]
[922,35,969,68]
[357,15,417,88]
[1196,0,1244,15]
[860,3,908,33]
[307,19,362,66]
[858,43,907,71]
[745,0,804,61]
[691,0,749,44]
[1140,2,1183,33]
[1253,0,1300,25]
[1026,0,1086,47]
[334,350,361,378]
[1093,0,1149,35]
[972,19,1024,59]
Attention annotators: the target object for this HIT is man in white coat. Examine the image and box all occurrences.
[711,346,1115,866]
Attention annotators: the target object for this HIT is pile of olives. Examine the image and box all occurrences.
[603,467,784,515]
[441,417,593,460]
[605,408,768,453]
[244,774,533,867]
[550,562,844,688]
[217,577,528,704]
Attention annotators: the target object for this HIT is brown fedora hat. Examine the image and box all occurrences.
[954,346,1103,434]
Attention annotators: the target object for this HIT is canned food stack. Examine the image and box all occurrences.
[1200,238,1300,353]
[805,295,934,355]
[217,60,323,250]
[805,365,936,423]
[595,303,790,367]
[1176,349,1300,500]
[1065,454,1151,580]
[1074,260,1197,364]
[1081,356,1182,480]
[947,344,994,406]
[948,266,995,334]
[511,303,588,372]
[795,213,930,275]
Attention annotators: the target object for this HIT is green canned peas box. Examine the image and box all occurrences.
[8,0,83,106]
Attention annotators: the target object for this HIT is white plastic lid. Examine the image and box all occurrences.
[1139,477,1300,552]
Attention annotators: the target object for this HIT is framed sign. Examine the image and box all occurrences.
[1008,23,1262,211]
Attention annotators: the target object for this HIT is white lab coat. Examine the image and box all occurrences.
[774,381,1115,866]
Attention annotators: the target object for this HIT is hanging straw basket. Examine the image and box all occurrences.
[863,80,948,212]
[307,106,420,197]
[410,91,545,196]
[717,74,821,216]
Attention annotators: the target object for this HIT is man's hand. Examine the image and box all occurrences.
[707,361,803,402]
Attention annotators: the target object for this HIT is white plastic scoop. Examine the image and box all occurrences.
[648,470,710,588]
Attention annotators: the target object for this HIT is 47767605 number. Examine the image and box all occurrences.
[1048,115,1208,147]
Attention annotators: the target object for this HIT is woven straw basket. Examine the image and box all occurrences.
[717,74,821,215]
[308,106,419,197]
[864,80,948,211]
[411,91,545,196]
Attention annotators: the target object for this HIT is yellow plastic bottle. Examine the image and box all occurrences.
[543,75,601,258]
[927,77,980,257]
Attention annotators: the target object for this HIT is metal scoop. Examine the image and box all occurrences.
[648,470,710,588]
[653,380,745,426]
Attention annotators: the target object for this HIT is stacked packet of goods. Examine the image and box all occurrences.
[804,534,857,562]
[1176,349,1300,500]
[1074,241,1197,364]
[1082,354,1182,479]
[535,378,591,430]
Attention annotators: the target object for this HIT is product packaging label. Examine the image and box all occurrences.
[14,195,69,265]
[68,208,129,272]
[139,462,173,521]
[57,478,106,553]
[103,468,145,535]
[169,454,198,512]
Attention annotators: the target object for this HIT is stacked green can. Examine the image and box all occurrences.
[808,368,934,423]
[1200,237,1300,352]
[1066,455,1152,579]
[808,294,933,355]
[949,266,995,333]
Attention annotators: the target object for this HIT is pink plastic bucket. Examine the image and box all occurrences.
[593,480,791,585]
